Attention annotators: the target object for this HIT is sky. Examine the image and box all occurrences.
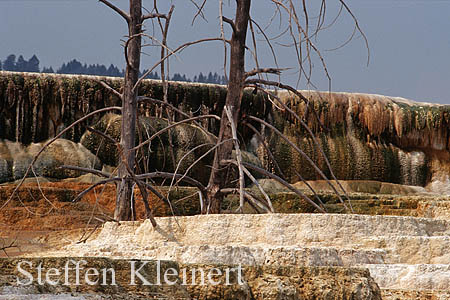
[1,0,449,104]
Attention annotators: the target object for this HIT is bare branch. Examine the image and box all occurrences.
[293,169,326,208]
[337,0,370,66]
[224,106,245,212]
[135,180,157,226]
[86,126,118,145]
[250,18,280,72]
[137,96,217,139]
[98,80,122,99]
[244,68,287,79]
[220,188,270,213]
[140,181,173,212]
[134,37,229,91]
[76,224,101,244]
[246,115,348,211]
[248,17,262,82]
[60,165,111,178]
[98,0,130,23]
[222,16,237,34]
[219,0,228,82]
[142,12,168,21]
[131,114,220,152]
[246,83,352,209]
[191,0,208,25]
[240,162,326,213]
[244,78,327,131]
[159,5,175,108]
[72,178,120,203]
[137,172,207,196]
[172,139,232,189]
[124,34,139,71]
[240,162,274,213]
[243,121,286,178]
[169,143,214,188]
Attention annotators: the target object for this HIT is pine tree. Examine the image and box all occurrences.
[42,66,54,73]
[3,55,16,71]
[28,55,40,72]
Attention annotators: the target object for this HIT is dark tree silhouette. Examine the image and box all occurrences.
[41,66,54,73]
[27,55,40,72]
[3,55,17,71]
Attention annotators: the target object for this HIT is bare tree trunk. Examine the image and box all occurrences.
[115,0,142,220]
[206,0,251,214]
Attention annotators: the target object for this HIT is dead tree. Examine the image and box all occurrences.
[5,0,367,225]
[203,0,367,213]
[97,0,173,220]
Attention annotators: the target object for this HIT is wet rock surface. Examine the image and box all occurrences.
[2,72,450,189]
[0,139,101,183]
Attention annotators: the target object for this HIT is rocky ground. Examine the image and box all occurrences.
[0,179,449,299]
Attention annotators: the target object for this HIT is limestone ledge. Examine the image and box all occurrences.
[0,257,381,300]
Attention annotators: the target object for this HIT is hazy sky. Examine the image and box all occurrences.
[1,0,449,104]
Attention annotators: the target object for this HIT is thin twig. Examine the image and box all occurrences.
[134,37,229,91]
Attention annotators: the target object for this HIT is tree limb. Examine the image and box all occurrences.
[60,165,111,178]
[240,162,326,213]
[224,106,245,212]
[136,172,207,201]
[244,68,287,79]
[190,0,208,25]
[220,188,270,213]
[98,0,130,23]
[222,16,236,34]
[86,126,118,145]
[172,139,232,189]
[72,178,120,203]
[244,78,327,131]
[142,12,168,21]
[98,80,122,99]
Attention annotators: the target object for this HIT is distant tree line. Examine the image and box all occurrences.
[0,54,227,84]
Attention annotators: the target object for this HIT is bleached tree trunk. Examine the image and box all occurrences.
[115,0,142,220]
[206,0,251,213]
